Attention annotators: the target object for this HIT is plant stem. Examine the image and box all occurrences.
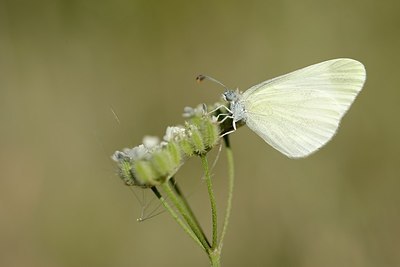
[150,187,204,250]
[161,182,211,251]
[169,178,211,248]
[201,155,218,249]
[209,249,221,267]
[219,135,234,251]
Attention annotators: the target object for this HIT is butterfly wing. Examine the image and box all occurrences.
[242,58,366,158]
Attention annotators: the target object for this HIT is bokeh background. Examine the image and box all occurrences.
[1,0,399,266]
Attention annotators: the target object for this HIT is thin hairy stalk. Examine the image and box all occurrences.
[150,187,204,250]
[219,135,234,251]
[200,155,218,249]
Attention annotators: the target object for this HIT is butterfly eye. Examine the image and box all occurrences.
[223,90,239,102]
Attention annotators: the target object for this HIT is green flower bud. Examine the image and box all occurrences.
[118,160,135,186]
[179,137,195,157]
[166,141,182,166]
[151,149,172,178]
[188,124,206,154]
[133,160,160,186]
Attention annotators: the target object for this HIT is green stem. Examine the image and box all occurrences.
[161,182,210,251]
[209,249,221,267]
[169,178,211,248]
[219,135,234,251]
[150,187,204,250]
[200,155,218,249]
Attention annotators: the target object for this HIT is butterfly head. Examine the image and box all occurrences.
[223,90,240,103]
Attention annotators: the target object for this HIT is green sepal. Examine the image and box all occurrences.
[189,125,206,154]
[166,141,182,166]
[179,138,195,157]
[133,160,159,186]
[201,118,220,149]
[118,160,135,186]
[151,149,172,178]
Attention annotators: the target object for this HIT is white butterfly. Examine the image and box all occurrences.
[213,58,366,158]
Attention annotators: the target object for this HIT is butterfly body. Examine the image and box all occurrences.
[223,91,247,123]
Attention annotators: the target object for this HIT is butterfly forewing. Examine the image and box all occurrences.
[242,58,366,158]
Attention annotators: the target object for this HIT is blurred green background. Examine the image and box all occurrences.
[1,0,399,266]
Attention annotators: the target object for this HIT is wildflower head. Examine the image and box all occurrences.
[112,103,222,188]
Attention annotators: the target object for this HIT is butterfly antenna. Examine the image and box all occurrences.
[196,74,229,91]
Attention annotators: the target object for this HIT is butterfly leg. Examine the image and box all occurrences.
[219,118,237,138]
[207,104,233,115]
[215,113,231,122]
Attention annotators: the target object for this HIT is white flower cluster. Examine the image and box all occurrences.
[111,104,221,187]
[182,104,207,118]
[112,126,187,163]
